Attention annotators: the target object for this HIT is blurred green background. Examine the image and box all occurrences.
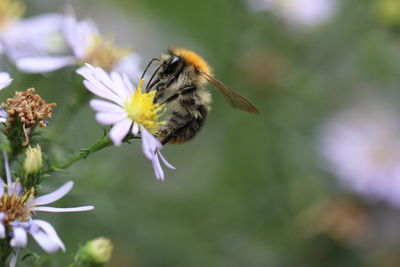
[6,0,400,266]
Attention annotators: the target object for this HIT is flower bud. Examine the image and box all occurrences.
[23,145,42,174]
[77,237,113,266]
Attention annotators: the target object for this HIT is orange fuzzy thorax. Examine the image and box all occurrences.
[171,48,212,75]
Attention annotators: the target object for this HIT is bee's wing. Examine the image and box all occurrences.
[201,71,260,114]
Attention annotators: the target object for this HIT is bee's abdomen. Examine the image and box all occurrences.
[159,105,208,145]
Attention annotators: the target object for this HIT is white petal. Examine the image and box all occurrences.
[132,122,139,135]
[109,119,132,146]
[31,231,61,253]
[16,56,76,73]
[0,109,7,123]
[2,13,68,62]
[34,206,94,212]
[110,71,131,98]
[90,99,123,113]
[0,177,5,196]
[61,14,99,59]
[82,80,123,105]
[91,66,129,100]
[33,181,73,206]
[77,64,129,104]
[157,150,176,170]
[0,72,12,90]
[114,53,143,82]
[9,249,19,267]
[140,126,161,160]
[10,228,27,248]
[152,154,164,180]
[95,112,127,125]
[0,223,5,239]
[31,220,65,252]
[122,73,135,94]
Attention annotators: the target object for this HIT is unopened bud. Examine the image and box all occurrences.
[23,145,42,174]
[78,237,113,266]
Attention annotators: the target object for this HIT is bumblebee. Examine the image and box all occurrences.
[142,47,259,145]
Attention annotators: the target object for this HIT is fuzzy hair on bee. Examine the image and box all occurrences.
[142,47,259,145]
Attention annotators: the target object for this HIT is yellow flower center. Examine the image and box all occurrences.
[0,0,25,31]
[82,34,130,71]
[124,79,166,134]
[0,185,34,224]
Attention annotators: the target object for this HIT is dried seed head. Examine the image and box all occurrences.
[3,88,56,145]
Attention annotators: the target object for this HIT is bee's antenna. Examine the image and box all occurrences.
[141,58,160,79]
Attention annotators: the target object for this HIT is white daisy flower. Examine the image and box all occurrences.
[246,0,337,28]
[0,0,68,64]
[319,102,400,207]
[16,14,142,80]
[0,152,93,266]
[1,13,68,63]
[77,64,175,180]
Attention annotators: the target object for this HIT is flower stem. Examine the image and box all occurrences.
[44,134,139,174]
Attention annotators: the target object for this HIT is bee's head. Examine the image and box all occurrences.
[168,47,212,75]
[161,54,183,77]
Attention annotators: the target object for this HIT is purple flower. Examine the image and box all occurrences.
[319,102,400,207]
[77,64,175,180]
[246,0,337,28]
[16,13,142,80]
[1,13,68,63]
[0,152,93,266]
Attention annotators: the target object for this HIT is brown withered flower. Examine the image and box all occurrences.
[3,88,56,145]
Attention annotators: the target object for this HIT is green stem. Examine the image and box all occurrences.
[44,134,140,174]
[45,134,112,173]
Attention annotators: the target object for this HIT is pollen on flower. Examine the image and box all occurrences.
[124,80,166,134]
[0,0,25,31]
[82,35,130,71]
[0,186,34,224]
[3,88,56,145]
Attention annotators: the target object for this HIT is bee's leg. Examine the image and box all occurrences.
[159,93,179,105]
[180,86,197,95]
[160,118,194,145]
[158,86,197,105]
[146,77,161,92]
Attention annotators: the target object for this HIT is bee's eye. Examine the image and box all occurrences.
[164,56,181,75]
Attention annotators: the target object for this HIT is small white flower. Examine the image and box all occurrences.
[319,102,400,207]
[0,152,93,265]
[16,14,142,79]
[246,0,337,28]
[77,64,175,180]
[1,13,69,63]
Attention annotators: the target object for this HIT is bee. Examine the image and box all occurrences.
[142,47,260,145]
